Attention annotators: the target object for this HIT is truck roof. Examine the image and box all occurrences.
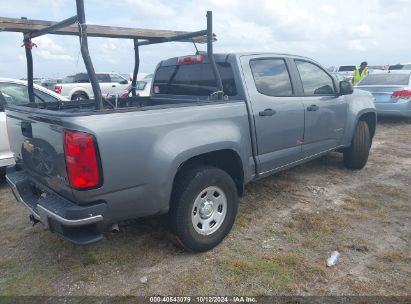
[159,52,318,67]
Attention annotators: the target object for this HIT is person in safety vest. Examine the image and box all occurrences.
[352,61,369,85]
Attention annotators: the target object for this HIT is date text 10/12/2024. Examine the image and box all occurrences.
[149,296,257,303]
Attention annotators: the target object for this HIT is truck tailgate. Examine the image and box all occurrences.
[6,109,74,200]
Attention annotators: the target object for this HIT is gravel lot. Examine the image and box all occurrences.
[0,117,410,296]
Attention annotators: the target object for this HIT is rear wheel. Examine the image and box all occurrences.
[343,120,370,169]
[167,165,238,252]
[71,92,88,101]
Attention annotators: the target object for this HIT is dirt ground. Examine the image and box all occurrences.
[0,117,410,296]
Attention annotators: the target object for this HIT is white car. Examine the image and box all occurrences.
[0,78,68,179]
[55,72,129,100]
[334,65,357,81]
[120,78,152,98]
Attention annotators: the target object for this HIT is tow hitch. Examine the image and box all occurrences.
[29,214,40,226]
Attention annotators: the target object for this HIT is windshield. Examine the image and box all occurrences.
[338,66,356,72]
[62,76,75,83]
[358,73,410,85]
[136,81,146,90]
[389,64,411,70]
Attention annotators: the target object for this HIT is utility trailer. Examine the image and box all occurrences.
[0,0,223,110]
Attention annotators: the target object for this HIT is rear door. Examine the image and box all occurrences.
[240,55,305,174]
[109,74,129,94]
[96,74,113,96]
[292,59,347,156]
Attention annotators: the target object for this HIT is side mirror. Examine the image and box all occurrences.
[339,80,353,95]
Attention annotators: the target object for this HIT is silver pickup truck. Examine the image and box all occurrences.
[4,52,376,252]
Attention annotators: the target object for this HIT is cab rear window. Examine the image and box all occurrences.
[153,62,237,96]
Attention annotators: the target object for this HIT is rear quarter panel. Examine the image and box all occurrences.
[65,102,252,223]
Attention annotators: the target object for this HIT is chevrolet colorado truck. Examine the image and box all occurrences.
[4,53,376,252]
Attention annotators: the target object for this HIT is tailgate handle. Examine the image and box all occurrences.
[21,121,32,138]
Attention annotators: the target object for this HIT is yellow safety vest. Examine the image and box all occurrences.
[353,68,369,85]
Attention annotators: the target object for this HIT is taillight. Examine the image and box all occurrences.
[120,91,130,98]
[64,131,101,190]
[55,84,62,94]
[177,54,205,65]
[392,90,411,99]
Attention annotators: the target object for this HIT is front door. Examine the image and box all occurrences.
[109,73,129,95]
[240,56,305,174]
[293,60,347,156]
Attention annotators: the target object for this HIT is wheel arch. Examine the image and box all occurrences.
[173,149,245,197]
[70,88,89,100]
[358,111,377,139]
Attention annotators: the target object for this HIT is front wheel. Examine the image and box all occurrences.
[343,120,370,169]
[167,165,238,252]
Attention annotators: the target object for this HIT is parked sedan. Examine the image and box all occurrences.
[0,78,68,178]
[356,71,411,119]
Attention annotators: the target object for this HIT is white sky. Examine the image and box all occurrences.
[0,0,410,79]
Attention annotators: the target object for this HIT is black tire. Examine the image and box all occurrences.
[71,92,88,101]
[167,165,238,252]
[343,120,370,169]
[0,167,6,185]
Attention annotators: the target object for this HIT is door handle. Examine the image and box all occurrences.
[259,108,276,116]
[307,105,319,111]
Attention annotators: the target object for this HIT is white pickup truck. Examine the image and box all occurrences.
[55,72,129,100]
[0,78,67,181]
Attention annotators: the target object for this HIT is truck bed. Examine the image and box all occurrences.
[16,96,233,115]
[5,99,252,233]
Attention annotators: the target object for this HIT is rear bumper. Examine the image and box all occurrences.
[375,100,411,118]
[6,168,107,245]
[0,156,15,168]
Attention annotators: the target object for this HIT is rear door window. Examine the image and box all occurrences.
[249,58,293,96]
[295,60,335,95]
[34,89,59,103]
[74,73,90,83]
[358,73,410,85]
[153,62,237,96]
[96,74,111,83]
